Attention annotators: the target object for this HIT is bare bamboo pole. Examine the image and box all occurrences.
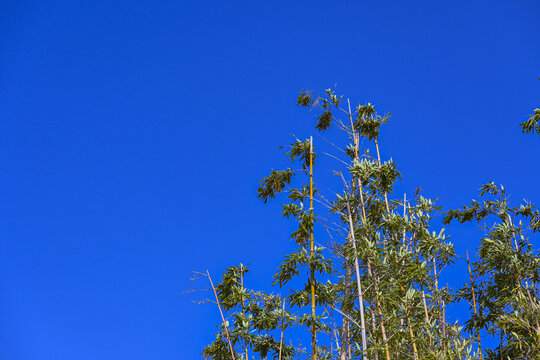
[309,136,317,360]
[207,270,236,360]
[345,200,369,359]
[347,99,391,360]
[466,251,483,359]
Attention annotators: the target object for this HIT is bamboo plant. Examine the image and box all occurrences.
[195,87,537,360]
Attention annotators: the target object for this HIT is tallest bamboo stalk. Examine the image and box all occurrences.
[310,136,317,360]
[348,99,390,360]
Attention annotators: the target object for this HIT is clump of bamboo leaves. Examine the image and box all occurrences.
[520,78,540,136]
[195,88,538,360]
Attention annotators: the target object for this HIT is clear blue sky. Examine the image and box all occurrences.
[1,1,538,359]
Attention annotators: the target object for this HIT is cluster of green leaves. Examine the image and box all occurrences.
[520,78,540,136]
[520,108,540,135]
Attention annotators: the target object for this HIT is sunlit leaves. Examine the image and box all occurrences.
[257,169,294,203]
[446,185,540,358]
[520,108,540,135]
[296,89,313,107]
[353,103,390,141]
[286,139,317,171]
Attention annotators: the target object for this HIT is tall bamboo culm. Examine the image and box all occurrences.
[347,99,390,360]
[345,200,368,359]
[310,136,317,360]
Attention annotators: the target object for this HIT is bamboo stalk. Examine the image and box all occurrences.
[345,200,369,359]
[442,299,447,341]
[370,267,390,360]
[207,270,236,360]
[524,278,540,332]
[347,99,390,360]
[370,306,378,360]
[466,251,483,359]
[279,301,285,360]
[402,194,407,245]
[310,136,317,360]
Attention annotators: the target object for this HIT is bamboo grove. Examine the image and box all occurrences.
[196,89,540,360]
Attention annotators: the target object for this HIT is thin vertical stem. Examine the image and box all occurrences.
[310,136,317,360]
[402,194,407,245]
[341,262,352,360]
[240,266,248,360]
[466,251,483,359]
[207,270,236,360]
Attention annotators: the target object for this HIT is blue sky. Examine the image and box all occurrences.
[1,1,539,359]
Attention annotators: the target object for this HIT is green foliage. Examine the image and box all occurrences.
[446,183,540,359]
[257,169,294,203]
[350,159,401,194]
[286,139,317,172]
[353,103,389,141]
[520,108,540,135]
